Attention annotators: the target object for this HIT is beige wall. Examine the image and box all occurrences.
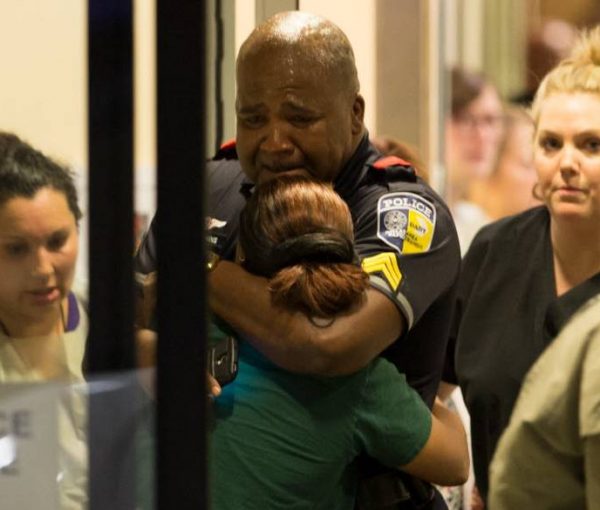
[0,0,87,170]
[299,0,377,133]
[134,0,156,177]
[374,0,423,147]
[0,0,157,187]
[0,0,157,278]
[0,1,157,162]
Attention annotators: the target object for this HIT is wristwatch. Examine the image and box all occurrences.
[206,251,221,272]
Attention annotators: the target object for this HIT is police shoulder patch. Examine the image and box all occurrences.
[361,252,402,291]
[376,192,436,254]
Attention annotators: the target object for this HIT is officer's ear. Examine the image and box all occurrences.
[351,94,365,135]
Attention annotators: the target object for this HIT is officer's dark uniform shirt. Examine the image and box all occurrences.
[135,152,247,274]
[332,135,460,407]
[446,205,600,502]
[135,135,461,407]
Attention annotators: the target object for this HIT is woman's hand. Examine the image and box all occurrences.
[208,373,221,398]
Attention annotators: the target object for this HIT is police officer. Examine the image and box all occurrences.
[136,11,461,509]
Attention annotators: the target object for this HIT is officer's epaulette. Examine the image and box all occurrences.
[369,156,417,183]
[213,138,238,160]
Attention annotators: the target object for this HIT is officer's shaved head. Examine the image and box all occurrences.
[237,11,360,99]
[235,11,366,184]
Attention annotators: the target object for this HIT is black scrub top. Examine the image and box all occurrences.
[450,207,556,500]
[449,205,600,501]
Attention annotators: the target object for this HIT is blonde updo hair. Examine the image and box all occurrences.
[531,26,600,127]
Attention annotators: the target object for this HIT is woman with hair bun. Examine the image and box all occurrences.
[446,27,600,505]
[237,175,367,319]
[210,175,468,509]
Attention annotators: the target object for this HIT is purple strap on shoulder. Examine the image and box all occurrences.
[66,292,80,332]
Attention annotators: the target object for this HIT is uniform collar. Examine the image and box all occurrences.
[333,133,381,199]
[240,178,254,199]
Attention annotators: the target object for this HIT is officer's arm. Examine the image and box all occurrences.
[209,260,405,376]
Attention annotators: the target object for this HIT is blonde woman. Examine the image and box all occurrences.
[447,27,600,504]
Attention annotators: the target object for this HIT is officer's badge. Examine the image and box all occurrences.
[377,192,436,254]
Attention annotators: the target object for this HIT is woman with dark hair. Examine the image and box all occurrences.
[209,175,468,509]
[0,132,87,509]
[237,174,367,319]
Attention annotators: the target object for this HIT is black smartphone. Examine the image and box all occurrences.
[207,336,238,386]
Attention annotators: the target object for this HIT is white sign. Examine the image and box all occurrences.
[0,383,60,510]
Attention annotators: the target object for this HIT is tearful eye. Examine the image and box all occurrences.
[289,115,314,126]
[239,114,266,129]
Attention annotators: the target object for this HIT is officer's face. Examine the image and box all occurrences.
[235,46,364,184]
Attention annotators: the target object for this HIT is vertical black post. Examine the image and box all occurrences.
[156,1,208,509]
[88,1,135,509]
[214,0,224,154]
[87,0,134,372]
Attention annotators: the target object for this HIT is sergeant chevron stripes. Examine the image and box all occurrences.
[361,253,402,291]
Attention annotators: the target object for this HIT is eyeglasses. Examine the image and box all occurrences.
[454,113,505,131]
